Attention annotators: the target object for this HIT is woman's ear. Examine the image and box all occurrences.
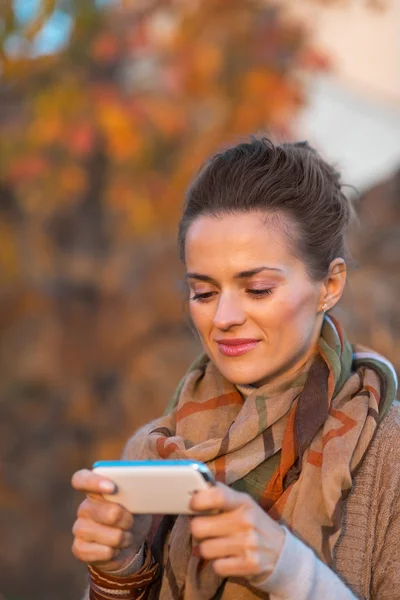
[319,258,347,312]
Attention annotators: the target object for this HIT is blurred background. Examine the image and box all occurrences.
[0,0,399,598]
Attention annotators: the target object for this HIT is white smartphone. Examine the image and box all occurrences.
[92,460,216,515]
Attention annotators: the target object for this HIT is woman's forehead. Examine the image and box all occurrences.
[185,213,299,275]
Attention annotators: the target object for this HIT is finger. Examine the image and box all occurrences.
[190,483,251,514]
[199,534,252,560]
[212,555,260,578]
[78,498,134,530]
[190,507,253,540]
[71,469,115,494]
[73,518,134,549]
[72,538,120,564]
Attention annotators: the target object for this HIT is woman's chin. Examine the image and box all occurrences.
[215,361,270,387]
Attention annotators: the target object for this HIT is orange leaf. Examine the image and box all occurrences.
[67,125,95,156]
[8,156,48,182]
[91,32,120,63]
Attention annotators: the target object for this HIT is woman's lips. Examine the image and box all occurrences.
[216,339,260,357]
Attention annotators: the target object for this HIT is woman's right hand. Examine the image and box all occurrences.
[71,469,152,573]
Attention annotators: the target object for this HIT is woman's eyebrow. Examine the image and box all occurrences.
[234,266,283,279]
[185,273,217,284]
[185,266,283,283]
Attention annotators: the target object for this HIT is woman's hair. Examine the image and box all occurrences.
[178,136,355,281]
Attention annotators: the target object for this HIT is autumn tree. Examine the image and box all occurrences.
[0,2,324,599]
[0,0,319,277]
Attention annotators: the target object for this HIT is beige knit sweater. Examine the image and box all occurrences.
[333,403,400,599]
[83,405,400,599]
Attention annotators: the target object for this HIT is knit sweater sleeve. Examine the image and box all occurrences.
[333,404,400,599]
[251,527,357,599]
[370,405,400,598]
[372,488,400,599]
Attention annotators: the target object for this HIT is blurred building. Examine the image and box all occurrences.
[282,0,400,370]
[284,0,400,190]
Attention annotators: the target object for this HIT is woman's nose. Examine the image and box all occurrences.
[212,292,246,331]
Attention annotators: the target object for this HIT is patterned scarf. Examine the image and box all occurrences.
[126,316,397,599]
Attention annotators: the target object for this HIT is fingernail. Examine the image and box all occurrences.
[100,481,115,493]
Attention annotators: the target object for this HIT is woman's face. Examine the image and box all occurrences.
[185,212,327,386]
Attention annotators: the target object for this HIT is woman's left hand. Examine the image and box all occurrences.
[189,483,285,581]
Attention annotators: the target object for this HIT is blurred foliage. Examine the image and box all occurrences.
[0,0,322,289]
[0,2,327,599]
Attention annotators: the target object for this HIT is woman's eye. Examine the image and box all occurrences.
[247,288,273,298]
[190,291,216,302]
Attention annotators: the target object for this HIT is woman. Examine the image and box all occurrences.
[71,138,400,600]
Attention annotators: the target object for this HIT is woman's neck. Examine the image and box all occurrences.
[238,351,318,398]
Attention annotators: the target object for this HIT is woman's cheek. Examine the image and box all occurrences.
[270,292,319,348]
[189,304,211,341]
[254,298,307,346]
[273,288,314,322]
[254,294,292,325]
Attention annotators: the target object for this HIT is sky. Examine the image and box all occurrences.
[6,0,115,57]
